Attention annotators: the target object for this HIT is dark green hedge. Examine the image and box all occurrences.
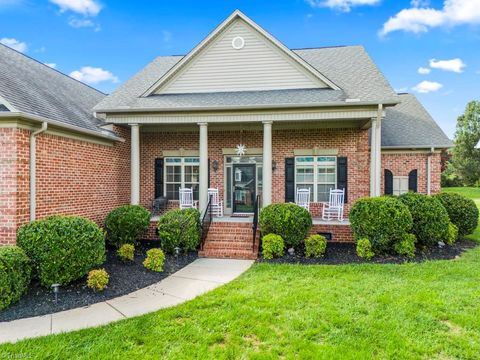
[0,246,32,310]
[157,208,201,254]
[17,216,106,287]
[350,196,413,253]
[435,192,479,237]
[105,205,150,248]
[259,203,312,248]
[399,193,450,247]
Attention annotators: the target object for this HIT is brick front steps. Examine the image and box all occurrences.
[199,221,260,260]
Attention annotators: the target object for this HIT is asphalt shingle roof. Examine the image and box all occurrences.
[93,46,398,111]
[382,93,452,148]
[0,43,106,133]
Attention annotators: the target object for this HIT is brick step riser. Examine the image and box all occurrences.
[203,242,257,251]
[198,250,257,260]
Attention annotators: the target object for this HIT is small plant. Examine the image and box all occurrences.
[394,234,416,258]
[143,248,165,272]
[0,246,32,310]
[435,192,479,237]
[356,238,374,260]
[117,244,135,262]
[87,269,109,292]
[305,234,327,258]
[105,205,150,248]
[262,234,285,260]
[446,222,459,245]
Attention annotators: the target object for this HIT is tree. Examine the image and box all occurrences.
[453,101,480,185]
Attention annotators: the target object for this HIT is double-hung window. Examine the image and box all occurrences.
[295,156,336,202]
[164,157,199,201]
[392,176,409,196]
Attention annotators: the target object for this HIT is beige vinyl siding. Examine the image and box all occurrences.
[157,19,327,94]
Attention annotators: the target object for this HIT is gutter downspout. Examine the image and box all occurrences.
[427,147,434,195]
[30,122,48,221]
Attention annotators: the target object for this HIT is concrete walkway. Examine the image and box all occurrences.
[0,258,254,344]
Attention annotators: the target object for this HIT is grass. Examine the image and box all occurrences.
[2,189,480,359]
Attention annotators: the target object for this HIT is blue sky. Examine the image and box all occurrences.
[1,0,479,138]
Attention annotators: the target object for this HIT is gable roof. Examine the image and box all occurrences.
[143,10,339,96]
[0,43,111,136]
[382,93,452,149]
[94,45,398,112]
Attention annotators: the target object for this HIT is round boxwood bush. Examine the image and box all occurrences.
[435,192,479,237]
[87,269,109,292]
[262,234,285,259]
[143,248,165,272]
[350,196,413,253]
[17,215,106,287]
[394,233,416,258]
[0,246,32,310]
[259,203,312,248]
[304,234,327,258]
[356,238,374,260]
[105,205,150,248]
[398,193,450,247]
[157,208,201,254]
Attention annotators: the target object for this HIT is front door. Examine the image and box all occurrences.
[233,164,256,213]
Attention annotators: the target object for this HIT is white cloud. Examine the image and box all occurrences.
[429,58,466,73]
[45,63,57,68]
[69,66,119,84]
[0,0,22,8]
[418,67,431,74]
[380,0,480,36]
[68,17,94,28]
[412,80,443,93]
[0,37,27,52]
[49,0,101,16]
[305,0,380,12]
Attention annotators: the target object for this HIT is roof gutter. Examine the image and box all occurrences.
[30,122,48,221]
[0,111,123,142]
[93,99,401,114]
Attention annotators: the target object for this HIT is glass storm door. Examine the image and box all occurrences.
[233,164,256,213]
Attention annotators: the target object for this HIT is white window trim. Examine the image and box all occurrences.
[164,157,200,200]
[295,156,337,202]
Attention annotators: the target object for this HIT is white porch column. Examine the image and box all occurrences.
[263,121,273,206]
[130,124,140,205]
[198,122,209,212]
[375,112,382,197]
[370,118,377,197]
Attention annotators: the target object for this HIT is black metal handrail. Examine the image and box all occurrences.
[200,195,213,251]
[252,195,260,252]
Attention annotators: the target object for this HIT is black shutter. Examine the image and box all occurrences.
[408,169,418,192]
[154,158,164,198]
[285,158,295,202]
[337,157,348,203]
[384,169,393,195]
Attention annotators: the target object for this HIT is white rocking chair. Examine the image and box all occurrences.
[179,188,198,210]
[208,188,224,217]
[296,188,311,212]
[321,189,345,221]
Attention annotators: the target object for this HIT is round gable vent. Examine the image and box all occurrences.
[232,36,245,50]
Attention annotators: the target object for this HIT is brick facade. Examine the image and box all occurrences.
[0,126,131,245]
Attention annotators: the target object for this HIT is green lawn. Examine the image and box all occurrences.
[2,189,480,359]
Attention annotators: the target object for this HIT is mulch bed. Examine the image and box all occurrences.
[257,239,478,265]
[0,243,197,322]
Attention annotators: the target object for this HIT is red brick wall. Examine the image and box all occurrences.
[381,152,441,195]
[140,128,370,216]
[0,126,131,245]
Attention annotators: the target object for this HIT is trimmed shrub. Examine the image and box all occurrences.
[0,246,32,310]
[17,215,106,287]
[350,196,413,253]
[117,244,135,262]
[157,208,201,254]
[435,192,479,237]
[105,205,150,248]
[143,248,165,272]
[447,222,459,245]
[259,203,312,248]
[356,238,374,260]
[399,193,450,247]
[87,269,109,291]
[262,234,284,260]
[394,234,416,258]
[305,234,327,258]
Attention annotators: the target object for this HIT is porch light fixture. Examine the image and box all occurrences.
[272,160,277,172]
[212,160,219,172]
